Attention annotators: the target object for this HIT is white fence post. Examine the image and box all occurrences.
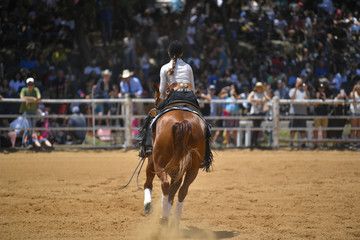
[272,96,280,150]
[125,95,133,150]
[91,99,96,146]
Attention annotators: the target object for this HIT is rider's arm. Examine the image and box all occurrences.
[188,65,195,92]
[159,65,168,99]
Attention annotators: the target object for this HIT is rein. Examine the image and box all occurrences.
[119,157,146,190]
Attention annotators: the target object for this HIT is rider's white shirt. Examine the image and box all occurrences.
[159,58,195,99]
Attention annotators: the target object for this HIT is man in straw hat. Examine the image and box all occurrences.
[119,69,143,97]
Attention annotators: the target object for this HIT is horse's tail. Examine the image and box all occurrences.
[166,120,198,183]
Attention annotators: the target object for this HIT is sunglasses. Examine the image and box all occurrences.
[27,83,34,86]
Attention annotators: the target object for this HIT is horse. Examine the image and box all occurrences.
[143,83,213,227]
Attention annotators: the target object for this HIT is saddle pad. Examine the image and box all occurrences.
[150,106,210,132]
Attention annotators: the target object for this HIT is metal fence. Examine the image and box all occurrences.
[0,96,359,150]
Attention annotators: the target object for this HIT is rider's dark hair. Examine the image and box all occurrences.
[167,40,183,76]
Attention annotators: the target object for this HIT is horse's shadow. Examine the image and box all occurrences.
[181,226,237,239]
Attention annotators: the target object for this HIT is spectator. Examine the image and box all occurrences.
[195,83,211,116]
[274,79,290,114]
[120,69,144,136]
[288,77,310,149]
[331,68,347,92]
[94,69,115,126]
[186,19,196,48]
[119,69,143,97]
[31,109,52,148]
[349,81,360,149]
[51,44,68,68]
[19,53,37,70]
[206,84,222,147]
[273,13,288,41]
[218,84,240,147]
[19,77,41,116]
[123,30,137,70]
[139,51,150,82]
[19,77,41,146]
[313,82,330,149]
[327,89,348,149]
[84,60,101,76]
[9,72,25,95]
[66,105,87,144]
[247,82,271,149]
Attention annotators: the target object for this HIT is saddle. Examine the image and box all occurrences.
[148,100,203,119]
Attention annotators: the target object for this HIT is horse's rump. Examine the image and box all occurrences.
[155,111,205,182]
[165,120,202,182]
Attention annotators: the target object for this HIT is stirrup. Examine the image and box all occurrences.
[145,146,152,156]
[139,147,152,158]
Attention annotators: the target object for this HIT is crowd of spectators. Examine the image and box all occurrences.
[0,0,360,149]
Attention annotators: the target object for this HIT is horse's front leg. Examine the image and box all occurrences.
[144,157,155,214]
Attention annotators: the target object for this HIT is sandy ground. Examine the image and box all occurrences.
[0,149,359,240]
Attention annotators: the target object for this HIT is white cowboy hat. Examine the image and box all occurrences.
[26,77,35,84]
[121,69,133,78]
[102,69,112,76]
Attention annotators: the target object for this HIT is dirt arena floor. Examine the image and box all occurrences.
[0,149,359,240]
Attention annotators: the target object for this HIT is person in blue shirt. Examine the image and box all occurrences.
[119,69,143,97]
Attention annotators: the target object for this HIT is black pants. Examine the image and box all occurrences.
[156,89,199,111]
[251,114,264,146]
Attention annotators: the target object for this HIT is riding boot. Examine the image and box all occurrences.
[139,109,157,158]
[144,128,153,156]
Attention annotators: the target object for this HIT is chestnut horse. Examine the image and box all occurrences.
[143,83,212,227]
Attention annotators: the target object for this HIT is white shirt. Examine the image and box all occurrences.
[159,58,195,99]
[289,88,308,115]
[350,91,360,114]
[250,92,265,115]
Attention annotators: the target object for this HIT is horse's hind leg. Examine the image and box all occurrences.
[164,176,182,220]
[169,177,182,205]
[172,168,199,226]
[154,165,171,222]
[144,157,155,214]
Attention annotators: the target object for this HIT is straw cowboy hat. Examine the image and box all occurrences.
[102,69,112,76]
[121,69,133,78]
[253,82,265,91]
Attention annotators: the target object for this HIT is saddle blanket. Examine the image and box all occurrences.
[150,106,211,132]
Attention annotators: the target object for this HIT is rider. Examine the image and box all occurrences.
[139,40,201,157]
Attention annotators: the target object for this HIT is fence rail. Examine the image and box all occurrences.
[1,96,359,150]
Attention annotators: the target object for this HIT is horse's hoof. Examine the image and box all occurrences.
[144,202,153,214]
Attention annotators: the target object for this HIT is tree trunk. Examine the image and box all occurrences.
[74,15,91,67]
[219,1,240,57]
[177,0,199,42]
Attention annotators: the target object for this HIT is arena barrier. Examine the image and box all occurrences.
[0,96,359,150]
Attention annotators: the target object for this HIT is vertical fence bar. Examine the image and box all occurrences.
[125,95,133,150]
[272,96,280,149]
[91,99,96,146]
